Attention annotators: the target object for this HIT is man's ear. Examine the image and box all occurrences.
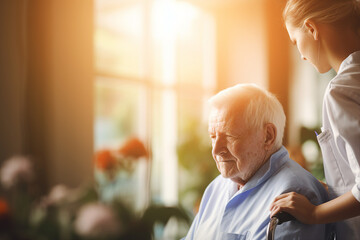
[264,123,277,150]
[304,19,319,40]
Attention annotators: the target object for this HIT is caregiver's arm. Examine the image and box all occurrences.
[269,191,360,224]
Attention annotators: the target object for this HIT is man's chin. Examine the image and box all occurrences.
[220,172,235,179]
[220,173,247,185]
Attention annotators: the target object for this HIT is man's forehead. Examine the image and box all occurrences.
[208,107,245,131]
[208,120,226,132]
[209,105,244,120]
[208,108,229,124]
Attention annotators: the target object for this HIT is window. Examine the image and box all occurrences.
[288,47,335,180]
[94,0,216,214]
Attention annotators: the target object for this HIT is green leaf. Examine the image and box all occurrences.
[141,205,190,232]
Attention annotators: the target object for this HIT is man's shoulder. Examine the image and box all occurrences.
[278,158,315,180]
[270,158,328,203]
[267,150,316,185]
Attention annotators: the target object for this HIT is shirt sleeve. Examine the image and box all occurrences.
[327,84,360,202]
[182,213,199,240]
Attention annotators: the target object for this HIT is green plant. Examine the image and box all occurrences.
[177,120,219,212]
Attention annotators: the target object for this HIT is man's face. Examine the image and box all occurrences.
[208,106,267,186]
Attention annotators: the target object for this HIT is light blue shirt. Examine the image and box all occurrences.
[182,146,329,240]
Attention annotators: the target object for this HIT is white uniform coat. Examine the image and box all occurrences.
[317,51,360,239]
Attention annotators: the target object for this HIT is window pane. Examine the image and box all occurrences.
[94,0,217,220]
[150,1,216,90]
[176,5,207,87]
[95,1,144,78]
[150,88,178,205]
[94,76,146,148]
[94,76,150,210]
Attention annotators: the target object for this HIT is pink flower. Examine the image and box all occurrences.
[0,156,33,189]
[47,184,70,203]
[74,202,121,237]
[41,184,74,206]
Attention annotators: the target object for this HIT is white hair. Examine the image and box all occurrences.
[208,83,286,149]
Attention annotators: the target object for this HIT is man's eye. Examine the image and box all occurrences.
[227,135,237,140]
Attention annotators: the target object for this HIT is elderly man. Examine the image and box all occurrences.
[182,84,329,239]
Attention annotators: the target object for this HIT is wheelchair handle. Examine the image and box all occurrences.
[274,211,296,225]
[266,212,295,240]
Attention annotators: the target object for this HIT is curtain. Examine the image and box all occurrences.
[0,0,28,162]
[0,0,94,191]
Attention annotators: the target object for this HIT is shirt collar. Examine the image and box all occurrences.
[338,51,360,74]
[238,146,289,193]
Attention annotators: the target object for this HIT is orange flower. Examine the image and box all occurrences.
[0,198,9,217]
[95,150,117,171]
[118,137,148,159]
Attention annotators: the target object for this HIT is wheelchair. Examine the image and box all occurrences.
[266,212,295,240]
[266,212,335,240]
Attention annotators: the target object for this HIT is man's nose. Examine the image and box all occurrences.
[212,137,227,156]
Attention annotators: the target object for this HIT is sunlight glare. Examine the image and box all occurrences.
[151,0,199,40]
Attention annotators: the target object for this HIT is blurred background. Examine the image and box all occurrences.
[0,0,336,238]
